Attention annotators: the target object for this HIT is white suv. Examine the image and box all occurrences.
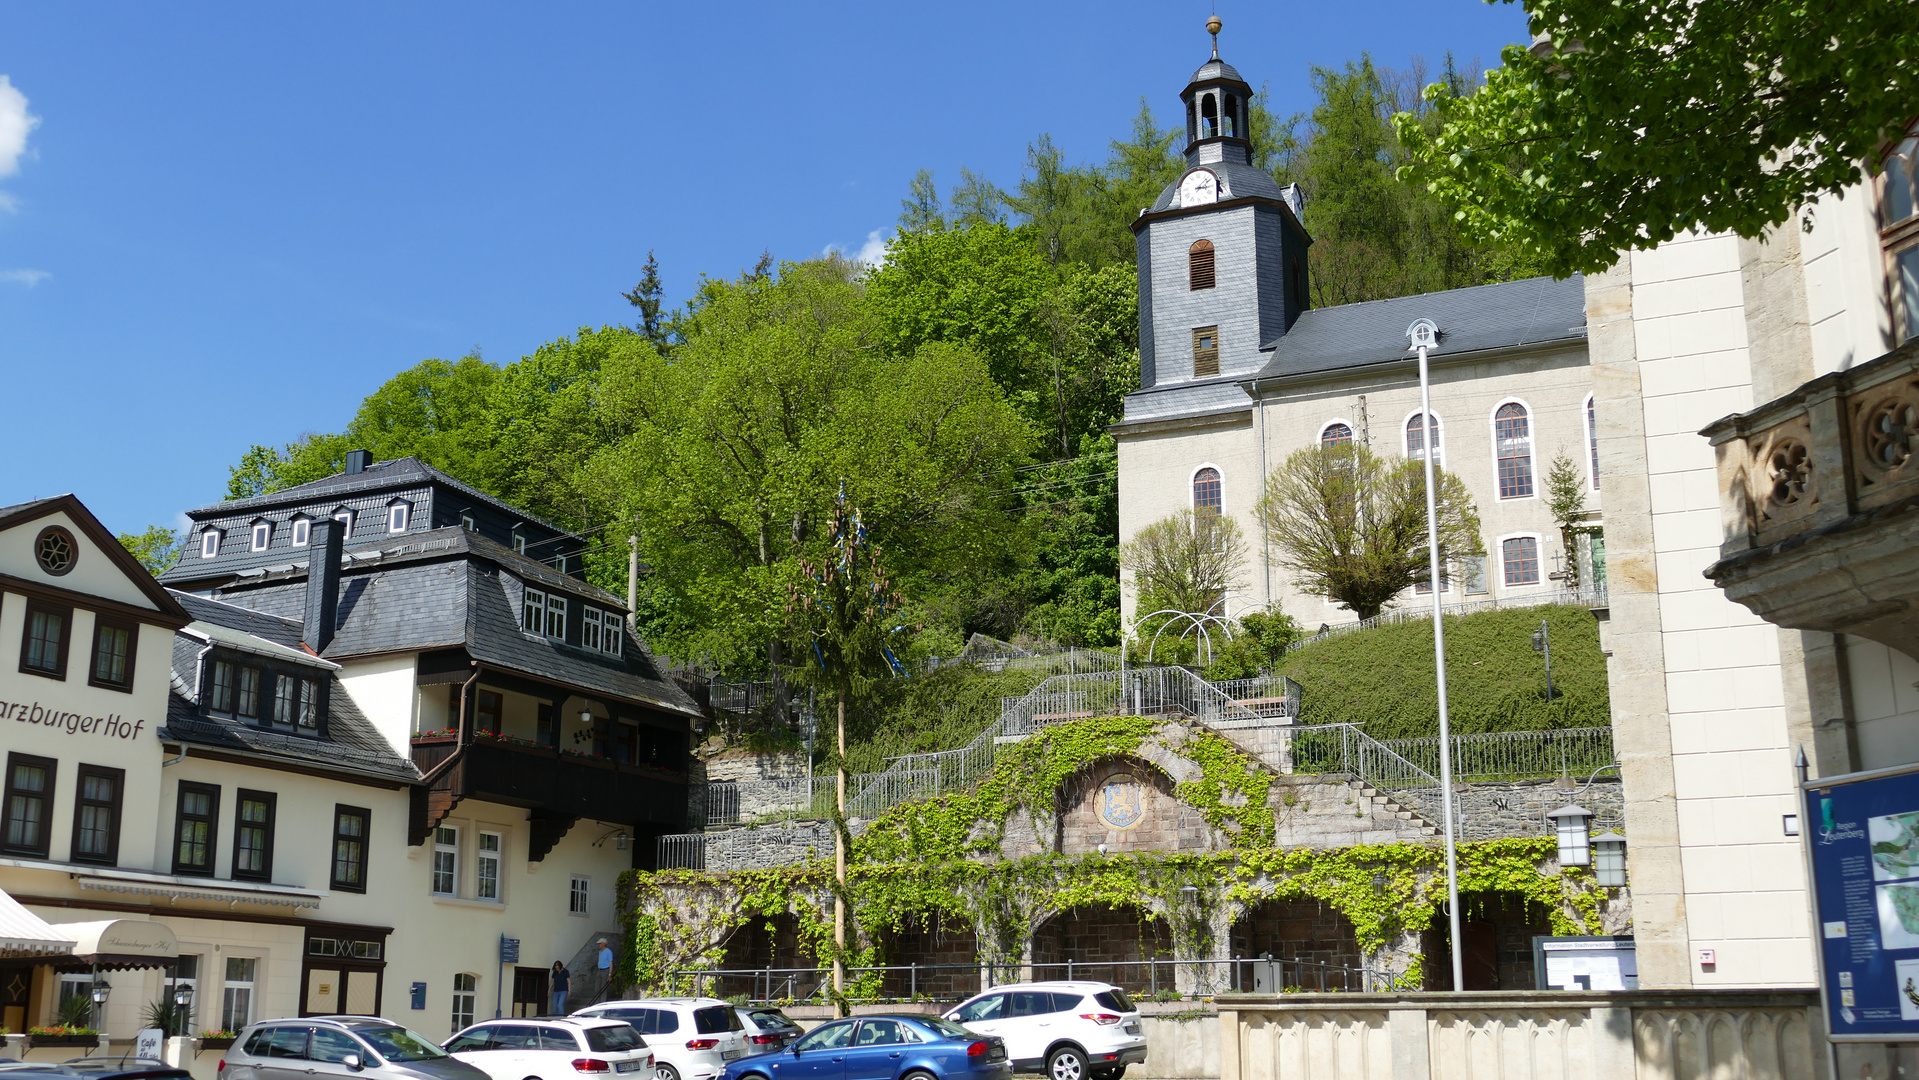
[944,982,1147,1080]
[446,1016,654,1080]
[570,998,748,1080]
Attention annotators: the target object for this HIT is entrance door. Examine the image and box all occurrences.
[1462,922,1499,990]
[511,968,548,1018]
[306,969,340,1015]
[0,964,30,1033]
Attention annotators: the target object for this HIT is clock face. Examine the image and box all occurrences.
[1178,169,1219,207]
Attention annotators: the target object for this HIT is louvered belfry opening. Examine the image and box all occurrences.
[1189,239,1216,290]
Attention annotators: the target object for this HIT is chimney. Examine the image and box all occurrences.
[343,449,372,475]
[305,518,344,653]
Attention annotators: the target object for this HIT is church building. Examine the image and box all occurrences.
[1114,32,1600,629]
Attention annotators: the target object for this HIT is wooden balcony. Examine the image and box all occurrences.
[1702,341,1919,659]
[408,733,687,855]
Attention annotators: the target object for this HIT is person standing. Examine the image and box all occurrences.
[549,961,570,1016]
[594,939,613,1003]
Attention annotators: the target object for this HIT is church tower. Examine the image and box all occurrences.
[1132,17,1310,391]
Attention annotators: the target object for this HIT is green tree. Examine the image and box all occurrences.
[1544,451,1590,587]
[1397,0,1918,277]
[118,526,182,576]
[225,432,355,499]
[898,169,946,235]
[1258,443,1483,620]
[1122,510,1248,617]
[621,250,670,350]
[584,257,1032,672]
[949,168,1006,228]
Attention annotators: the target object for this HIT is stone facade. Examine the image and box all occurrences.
[703,819,834,871]
[1455,776,1625,842]
[1232,898,1364,972]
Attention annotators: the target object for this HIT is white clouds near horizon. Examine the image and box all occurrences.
[1,269,50,286]
[0,75,40,214]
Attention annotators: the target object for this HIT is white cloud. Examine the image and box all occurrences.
[0,75,39,179]
[856,230,888,266]
[1,269,49,286]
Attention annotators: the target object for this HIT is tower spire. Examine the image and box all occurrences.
[1207,14,1221,60]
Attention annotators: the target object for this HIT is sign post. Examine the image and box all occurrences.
[497,936,519,1020]
[1805,761,1919,1040]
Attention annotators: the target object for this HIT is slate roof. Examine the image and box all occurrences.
[163,609,419,784]
[206,527,698,717]
[1256,273,1587,382]
[1190,58,1247,85]
[182,456,572,537]
[1149,160,1290,213]
[171,591,304,650]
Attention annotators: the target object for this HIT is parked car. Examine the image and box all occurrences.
[570,999,748,1080]
[0,1062,189,1080]
[221,1017,491,1080]
[732,1008,800,1053]
[445,1017,653,1080]
[721,1014,1010,1080]
[943,982,1147,1080]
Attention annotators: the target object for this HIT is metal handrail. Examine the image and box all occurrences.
[1377,726,1616,783]
[1289,723,1445,826]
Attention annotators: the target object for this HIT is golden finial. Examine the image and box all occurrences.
[1207,15,1222,59]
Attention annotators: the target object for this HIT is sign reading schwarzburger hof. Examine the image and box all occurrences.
[1807,763,1919,1040]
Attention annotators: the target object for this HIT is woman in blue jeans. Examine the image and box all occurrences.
[549,961,571,1016]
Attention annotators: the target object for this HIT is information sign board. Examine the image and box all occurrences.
[1806,763,1919,1040]
[1531,935,1637,991]
[500,936,520,964]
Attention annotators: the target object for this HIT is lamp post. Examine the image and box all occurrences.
[1408,317,1465,993]
[1532,620,1557,701]
[172,983,194,1038]
[89,978,110,1033]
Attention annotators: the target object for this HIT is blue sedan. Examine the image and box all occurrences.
[722,1014,1012,1080]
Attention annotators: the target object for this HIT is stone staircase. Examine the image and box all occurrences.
[1346,778,1443,838]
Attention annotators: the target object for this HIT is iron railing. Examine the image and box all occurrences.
[705,777,839,827]
[1280,583,1611,658]
[664,954,1391,1002]
[950,633,1124,676]
[1000,666,1263,737]
[1289,723,1445,826]
[1379,726,1616,783]
[1209,674,1304,719]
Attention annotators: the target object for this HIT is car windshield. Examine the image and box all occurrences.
[916,1017,974,1040]
[583,1027,645,1053]
[354,1025,448,1062]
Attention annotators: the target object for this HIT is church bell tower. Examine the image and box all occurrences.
[1131,17,1310,391]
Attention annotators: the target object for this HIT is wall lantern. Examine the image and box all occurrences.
[1547,804,1593,866]
[1592,831,1627,887]
[89,980,111,1006]
[579,709,595,726]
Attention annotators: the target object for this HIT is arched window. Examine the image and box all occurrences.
[1501,535,1541,587]
[1223,94,1238,137]
[1585,395,1600,490]
[1189,240,1216,290]
[1320,422,1353,448]
[1493,402,1534,499]
[1405,412,1441,466]
[1883,121,1919,342]
[1201,93,1218,138]
[1192,467,1222,517]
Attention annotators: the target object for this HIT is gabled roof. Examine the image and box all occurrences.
[0,495,192,625]
[183,457,572,538]
[1254,274,1587,383]
[1148,160,1291,214]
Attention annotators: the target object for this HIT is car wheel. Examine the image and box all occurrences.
[1047,1046,1088,1080]
[655,1066,680,1080]
[1092,1068,1127,1080]
[902,1072,937,1080]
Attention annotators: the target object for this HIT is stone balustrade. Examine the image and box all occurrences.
[1219,989,1822,1080]
[1702,341,1919,659]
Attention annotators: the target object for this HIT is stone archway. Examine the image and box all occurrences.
[717,912,814,999]
[874,914,979,999]
[1030,904,1173,994]
[1422,892,1557,990]
[1231,898,1366,991]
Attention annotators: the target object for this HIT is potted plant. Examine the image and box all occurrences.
[27,1025,101,1048]
[197,1030,238,1051]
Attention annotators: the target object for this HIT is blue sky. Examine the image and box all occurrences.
[0,1,1531,536]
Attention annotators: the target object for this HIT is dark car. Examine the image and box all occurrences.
[722,1014,1011,1080]
[734,1007,802,1053]
[0,1060,189,1080]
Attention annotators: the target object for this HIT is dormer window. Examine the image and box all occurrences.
[512,530,527,555]
[604,618,623,658]
[460,512,476,532]
[387,501,410,534]
[333,509,354,537]
[250,521,272,552]
[290,517,311,548]
[200,529,223,559]
[583,608,602,652]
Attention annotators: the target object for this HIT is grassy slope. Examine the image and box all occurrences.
[1275,604,1609,739]
[836,665,1046,774]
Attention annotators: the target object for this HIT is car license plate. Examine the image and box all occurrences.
[721,1050,744,1061]
[1124,1021,1141,1035]
[615,1063,644,1073]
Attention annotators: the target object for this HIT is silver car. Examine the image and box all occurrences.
[222,1017,491,1080]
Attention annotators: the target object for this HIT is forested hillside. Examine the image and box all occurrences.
[124,51,1549,687]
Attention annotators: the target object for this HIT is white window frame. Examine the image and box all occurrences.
[221,955,258,1032]
[1189,462,1225,516]
[290,517,311,548]
[512,531,527,554]
[1316,419,1356,447]
[1490,397,1538,502]
[451,973,477,1032]
[432,825,459,896]
[569,875,591,916]
[1403,409,1444,467]
[333,509,354,536]
[250,521,272,552]
[582,608,602,652]
[476,830,501,902]
[522,587,546,634]
[460,512,476,532]
[201,529,223,559]
[545,594,567,639]
[388,501,410,534]
[604,618,623,658]
[1498,532,1544,589]
[1584,393,1600,491]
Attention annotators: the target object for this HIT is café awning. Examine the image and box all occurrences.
[47,919,178,970]
[0,889,75,958]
